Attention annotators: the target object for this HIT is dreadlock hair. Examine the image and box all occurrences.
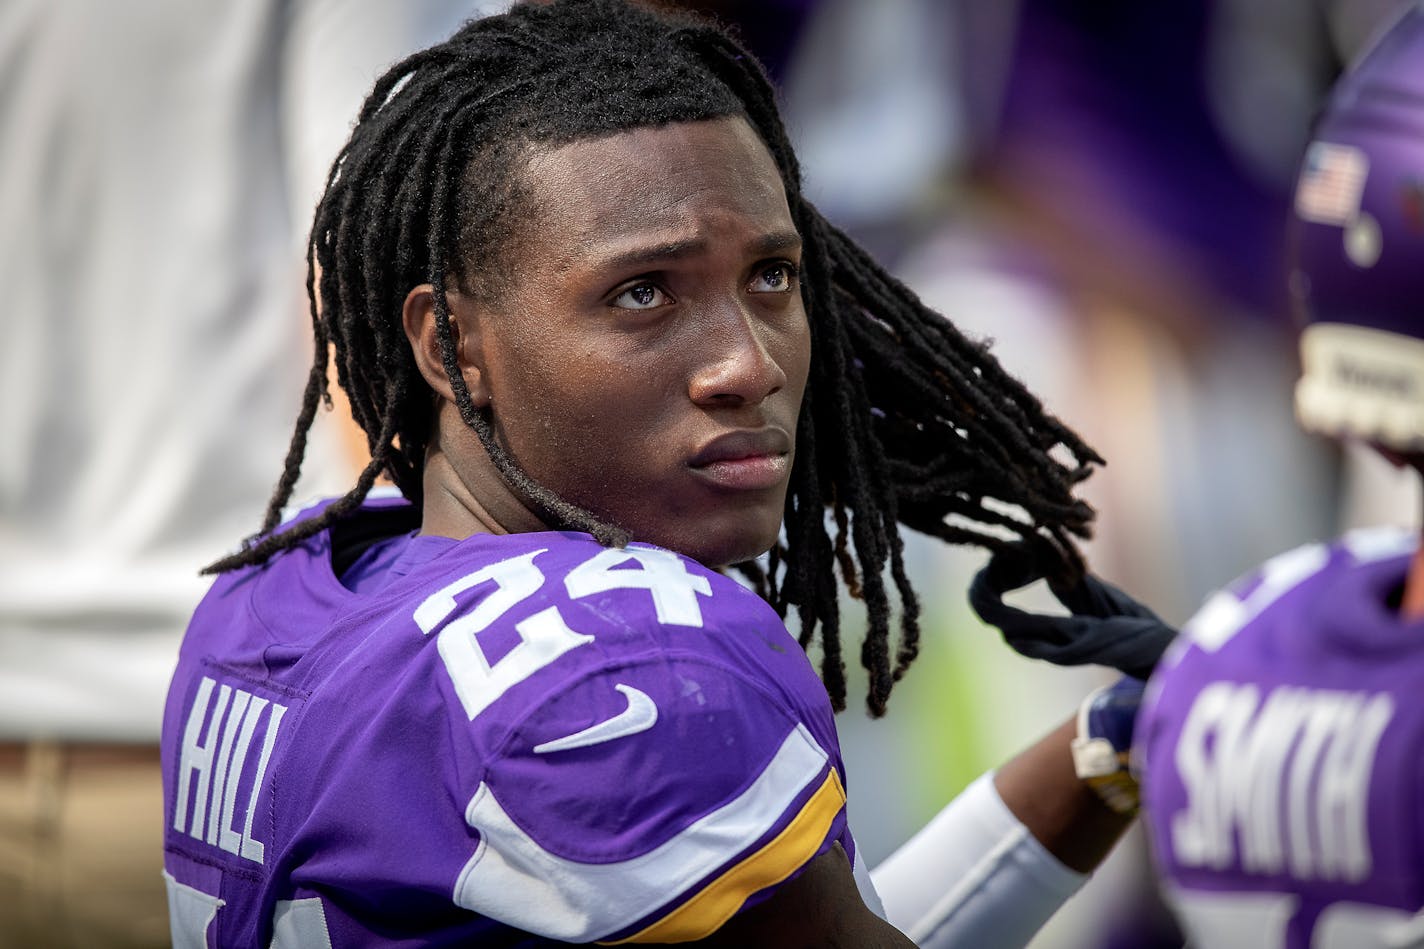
[207,0,1102,717]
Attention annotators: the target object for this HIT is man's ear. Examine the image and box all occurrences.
[401,284,490,408]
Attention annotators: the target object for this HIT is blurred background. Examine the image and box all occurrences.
[691,0,1418,946]
[1,0,1417,945]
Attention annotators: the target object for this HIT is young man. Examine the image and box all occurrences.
[1136,5,1424,945]
[161,1,1144,944]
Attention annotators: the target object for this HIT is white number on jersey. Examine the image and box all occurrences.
[414,550,594,720]
[164,871,334,949]
[414,546,716,721]
[564,546,712,627]
[1168,886,1424,949]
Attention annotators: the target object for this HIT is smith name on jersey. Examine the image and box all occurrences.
[161,496,854,947]
[1137,528,1424,949]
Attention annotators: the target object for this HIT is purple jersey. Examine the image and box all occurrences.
[161,496,852,947]
[1137,528,1424,948]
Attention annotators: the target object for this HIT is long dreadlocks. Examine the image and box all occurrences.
[208,0,1101,717]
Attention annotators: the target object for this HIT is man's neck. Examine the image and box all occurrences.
[419,433,547,541]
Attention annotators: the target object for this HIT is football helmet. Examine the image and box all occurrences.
[1291,2,1424,452]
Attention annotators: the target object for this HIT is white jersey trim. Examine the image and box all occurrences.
[452,722,833,941]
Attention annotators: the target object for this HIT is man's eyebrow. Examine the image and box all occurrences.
[750,230,803,257]
[590,230,803,273]
[594,237,707,273]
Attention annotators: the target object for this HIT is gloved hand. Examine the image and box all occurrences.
[967,542,1177,681]
[1071,676,1146,815]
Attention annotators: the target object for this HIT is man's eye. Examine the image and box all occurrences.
[749,263,799,294]
[612,283,670,310]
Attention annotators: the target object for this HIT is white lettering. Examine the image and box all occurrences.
[175,678,230,837]
[1236,688,1308,874]
[220,696,270,855]
[1316,693,1392,881]
[171,677,288,865]
[1173,682,1260,868]
[1171,682,1394,882]
[242,702,287,864]
[1286,697,1346,879]
[207,690,252,846]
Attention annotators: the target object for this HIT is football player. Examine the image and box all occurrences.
[1135,4,1424,945]
[160,1,1151,944]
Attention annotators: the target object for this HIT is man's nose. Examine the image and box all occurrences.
[687,301,789,408]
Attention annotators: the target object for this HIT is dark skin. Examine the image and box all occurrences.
[407,117,809,569]
[403,116,1129,944]
[1373,448,1424,618]
[1407,543,1424,618]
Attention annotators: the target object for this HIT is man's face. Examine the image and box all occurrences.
[457,116,811,567]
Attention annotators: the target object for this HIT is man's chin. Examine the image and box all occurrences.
[685,520,784,570]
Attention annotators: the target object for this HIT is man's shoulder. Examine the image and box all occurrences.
[1143,528,1423,741]
[1165,528,1417,664]
[167,503,852,945]
[398,530,828,730]
[1138,527,1424,917]
[404,531,801,675]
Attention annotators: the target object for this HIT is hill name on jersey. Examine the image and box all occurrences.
[171,677,288,865]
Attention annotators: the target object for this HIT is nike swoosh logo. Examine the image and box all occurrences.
[533,684,658,754]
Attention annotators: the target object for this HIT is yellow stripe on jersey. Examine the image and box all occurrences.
[604,767,847,944]
[453,723,835,942]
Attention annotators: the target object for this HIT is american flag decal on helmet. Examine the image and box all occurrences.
[1295,141,1369,227]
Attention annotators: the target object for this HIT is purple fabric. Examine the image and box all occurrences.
[993,0,1294,319]
[1138,531,1424,947]
[161,498,850,946]
[339,531,455,594]
[1291,5,1424,340]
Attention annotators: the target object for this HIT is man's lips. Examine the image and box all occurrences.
[688,429,793,490]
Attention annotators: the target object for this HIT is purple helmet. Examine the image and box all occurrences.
[1291,1,1424,452]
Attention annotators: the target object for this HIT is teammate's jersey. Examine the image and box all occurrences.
[1137,527,1424,949]
[161,497,854,947]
